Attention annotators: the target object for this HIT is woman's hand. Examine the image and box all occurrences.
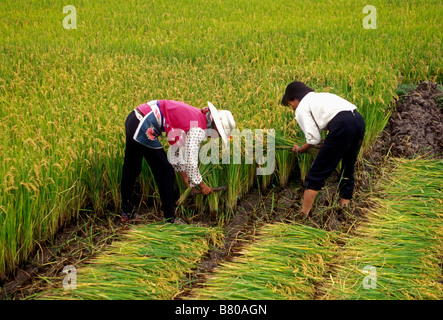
[292,143,314,155]
[180,172,190,188]
[198,182,213,195]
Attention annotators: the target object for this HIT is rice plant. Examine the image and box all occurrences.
[31,223,224,300]
[274,132,320,184]
[323,158,443,300]
[187,223,339,300]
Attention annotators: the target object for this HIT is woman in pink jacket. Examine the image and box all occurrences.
[120,100,235,223]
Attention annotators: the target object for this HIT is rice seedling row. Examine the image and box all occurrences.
[321,158,443,300]
[31,223,224,300]
[186,223,339,300]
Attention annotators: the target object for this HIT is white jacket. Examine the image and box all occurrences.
[295,92,357,145]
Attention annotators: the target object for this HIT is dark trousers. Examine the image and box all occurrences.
[304,110,365,199]
[120,111,176,220]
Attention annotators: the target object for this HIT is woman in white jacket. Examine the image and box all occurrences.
[281,81,365,217]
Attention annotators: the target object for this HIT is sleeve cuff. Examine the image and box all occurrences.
[189,174,202,187]
[172,164,187,172]
[306,139,321,145]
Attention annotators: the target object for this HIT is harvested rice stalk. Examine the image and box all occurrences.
[324,158,443,300]
[187,223,339,300]
[32,223,224,300]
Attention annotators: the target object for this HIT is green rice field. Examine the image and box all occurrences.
[1,0,442,301]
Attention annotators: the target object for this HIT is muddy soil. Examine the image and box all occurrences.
[376,81,443,158]
[0,214,125,299]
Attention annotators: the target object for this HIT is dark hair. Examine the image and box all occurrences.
[281,81,314,106]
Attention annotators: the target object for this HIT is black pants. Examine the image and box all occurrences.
[120,111,176,220]
[304,110,365,200]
